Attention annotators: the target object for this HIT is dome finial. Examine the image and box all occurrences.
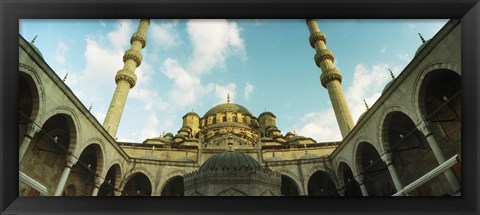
[418,33,426,44]
[389,69,395,80]
[363,99,369,110]
[227,93,230,103]
[31,35,37,44]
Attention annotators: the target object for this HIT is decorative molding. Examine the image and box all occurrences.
[115,69,137,88]
[309,31,327,47]
[122,49,143,67]
[130,32,147,48]
[320,72,343,88]
[314,49,335,67]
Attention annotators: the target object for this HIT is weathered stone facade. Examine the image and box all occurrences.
[18,19,461,197]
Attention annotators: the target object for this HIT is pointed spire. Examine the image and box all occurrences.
[227,93,230,103]
[389,69,395,79]
[63,73,68,82]
[418,33,426,43]
[363,99,369,110]
[31,35,37,44]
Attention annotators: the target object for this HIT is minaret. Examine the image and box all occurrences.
[103,19,150,138]
[306,19,354,138]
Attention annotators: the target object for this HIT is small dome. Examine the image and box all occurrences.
[176,157,196,162]
[299,152,320,160]
[203,103,253,118]
[259,111,276,118]
[183,111,200,118]
[199,151,260,173]
[382,80,394,94]
[415,39,431,56]
[140,154,159,160]
[358,111,367,122]
[29,42,44,58]
[265,156,284,161]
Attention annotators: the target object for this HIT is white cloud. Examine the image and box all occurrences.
[296,63,392,142]
[161,58,210,107]
[397,53,411,62]
[244,82,254,100]
[139,112,160,140]
[380,46,386,53]
[214,83,236,104]
[150,21,179,49]
[107,19,134,51]
[297,108,341,142]
[186,19,245,74]
[55,41,68,65]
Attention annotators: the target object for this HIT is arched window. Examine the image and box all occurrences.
[222,115,227,122]
[212,116,216,124]
[233,115,237,122]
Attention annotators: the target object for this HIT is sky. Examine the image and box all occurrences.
[19,19,448,143]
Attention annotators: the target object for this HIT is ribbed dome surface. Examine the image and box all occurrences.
[199,151,260,172]
[299,152,320,160]
[203,103,253,118]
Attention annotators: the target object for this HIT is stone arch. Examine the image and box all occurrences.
[334,158,354,185]
[274,169,303,196]
[377,105,418,153]
[336,161,362,196]
[98,163,122,196]
[75,142,105,177]
[304,165,339,196]
[160,176,184,196]
[306,169,339,196]
[64,143,104,196]
[38,106,82,154]
[18,69,43,145]
[156,169,188,196]
[354,141,395,196]
[413,61,460,121]
[121,168,155,196]
[19,64,45,123]
[414,63,461,162]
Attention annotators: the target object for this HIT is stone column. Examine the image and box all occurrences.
[91,176,104,196]
[421,122,461,193]
[19,122,39,163]
[381,153,403,192]
[306,19,354,138]
[53,154,77,196]
[355,175,369,196]
[114,186,122,196]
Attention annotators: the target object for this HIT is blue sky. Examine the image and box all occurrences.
[19,19,448,143]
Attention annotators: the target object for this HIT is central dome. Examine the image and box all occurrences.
[203,103,253,118]
[199,151,261,173]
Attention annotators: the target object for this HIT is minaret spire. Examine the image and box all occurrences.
[306,19,354,138]
[103,19,150,138]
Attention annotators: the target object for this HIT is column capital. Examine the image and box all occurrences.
[25,122,40,138]
[381,153,393,165]
[354,174,365,184]
[419,121,435,137]
[94,176,104,188]
[65,154,78,168]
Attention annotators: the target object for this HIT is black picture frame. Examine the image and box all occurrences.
[1,0,479,214]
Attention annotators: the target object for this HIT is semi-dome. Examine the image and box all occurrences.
[199,151,260,173]
[415,39,431,56]
[203,103,253,118]
[29,42,44,58]
[299,152,320,160]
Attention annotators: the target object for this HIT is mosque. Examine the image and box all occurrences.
[18,19,461,196]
